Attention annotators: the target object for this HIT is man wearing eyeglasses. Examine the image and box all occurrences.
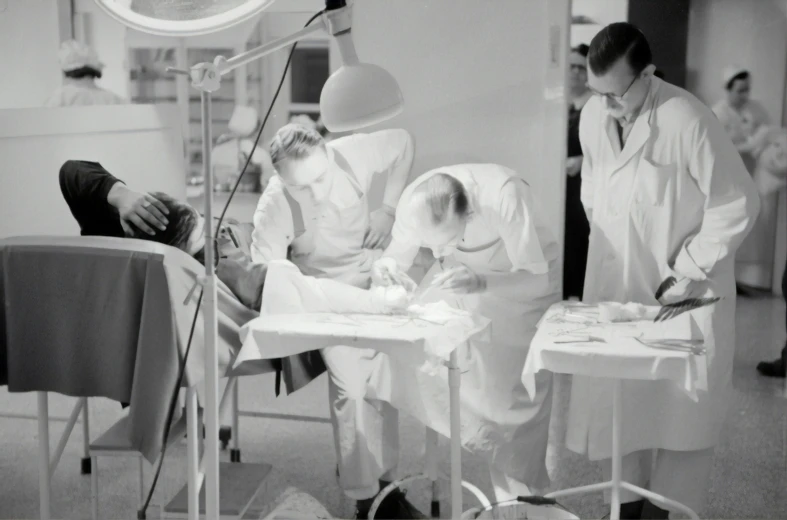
[566,23,760,519]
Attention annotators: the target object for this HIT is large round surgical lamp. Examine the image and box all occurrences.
[92,1,403,519]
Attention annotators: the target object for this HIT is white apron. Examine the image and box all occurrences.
[568,82,740,461]
[382,176,560,489]
[284,151,381,289]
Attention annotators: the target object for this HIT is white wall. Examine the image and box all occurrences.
[0,105,185,238]
[686,0,787,121]
[351,0,571,251]
[571,0,628,47]
[0,0,63,109]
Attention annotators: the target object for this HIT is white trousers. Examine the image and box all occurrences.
[322,344,399,500]
[599,448,715,513]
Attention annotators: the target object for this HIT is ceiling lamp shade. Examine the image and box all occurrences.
[94,0,276,36]
[319,7,404,132]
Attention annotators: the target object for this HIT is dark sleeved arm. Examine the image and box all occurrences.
[58,160,126,237]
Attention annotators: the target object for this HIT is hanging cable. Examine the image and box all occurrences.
[137,9,325,519]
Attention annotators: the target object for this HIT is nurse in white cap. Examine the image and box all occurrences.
[44,40,127,107]
[712,66,775,293]
[712,66,771,172]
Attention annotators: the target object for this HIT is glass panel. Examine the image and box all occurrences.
[290,47,329,104]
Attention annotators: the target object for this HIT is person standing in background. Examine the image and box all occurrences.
[45,40,127,107]
[712,67,776,295]
[757,259,787,378]
[563,44,593,300]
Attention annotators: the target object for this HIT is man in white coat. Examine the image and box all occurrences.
[250,123,420,519]
[570,23,760,519]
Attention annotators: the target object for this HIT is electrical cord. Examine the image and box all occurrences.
[137,9,325,519]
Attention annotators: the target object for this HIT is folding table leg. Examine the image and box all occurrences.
[37,392,51,520]
[186,387,200,520]
[91,457,98,520]
[610,379,623,520]
[81,398,92,474]
[448,350,462,519]
[426,428,440,518]
[231,378,241,463]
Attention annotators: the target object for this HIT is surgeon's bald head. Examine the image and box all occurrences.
[411,173,471,257]
[414,173,470,226]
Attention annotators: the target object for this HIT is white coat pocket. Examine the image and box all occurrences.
[634,159,675,207]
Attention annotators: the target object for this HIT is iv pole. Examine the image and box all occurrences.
[171,6,346,519]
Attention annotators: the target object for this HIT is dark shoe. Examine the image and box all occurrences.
[613,500,644,519]
[757,359,786,378]
[640,500,669,519]
[356,489,427,519]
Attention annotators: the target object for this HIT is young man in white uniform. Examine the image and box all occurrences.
[250,124,420,519]
[372,165,561,502]
[572,23,760,519]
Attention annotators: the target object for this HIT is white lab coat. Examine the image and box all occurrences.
[44,79,127,107]
[382,164,561,489]
[568,77,760,461]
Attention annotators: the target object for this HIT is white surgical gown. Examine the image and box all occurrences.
[382,164,561,489]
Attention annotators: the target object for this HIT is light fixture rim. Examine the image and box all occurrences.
[92,0,277,37]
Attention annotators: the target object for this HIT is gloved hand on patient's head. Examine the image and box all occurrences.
[109,184,170,237]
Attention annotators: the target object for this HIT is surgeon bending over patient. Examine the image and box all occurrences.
[372,164,561,502]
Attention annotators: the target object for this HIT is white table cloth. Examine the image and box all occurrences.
[523,303,708,400]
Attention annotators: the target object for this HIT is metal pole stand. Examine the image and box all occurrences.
[368,350,493,519]
[545,379,700,520]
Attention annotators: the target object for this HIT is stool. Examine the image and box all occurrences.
[88,415,145,520]
[89,413,191,520]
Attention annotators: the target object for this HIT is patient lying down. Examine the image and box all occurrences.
[58,160,408,315]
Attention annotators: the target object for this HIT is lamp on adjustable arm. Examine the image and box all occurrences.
[93,1,403,518]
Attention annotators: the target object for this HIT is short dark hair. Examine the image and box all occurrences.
[572,44,590,58]
[128,192,198,253]
[64,66,102,80]
[726,71,750,91]
[588,22,652,77]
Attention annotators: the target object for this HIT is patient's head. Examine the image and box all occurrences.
[128,192,205,257]
[411,173,472,258]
